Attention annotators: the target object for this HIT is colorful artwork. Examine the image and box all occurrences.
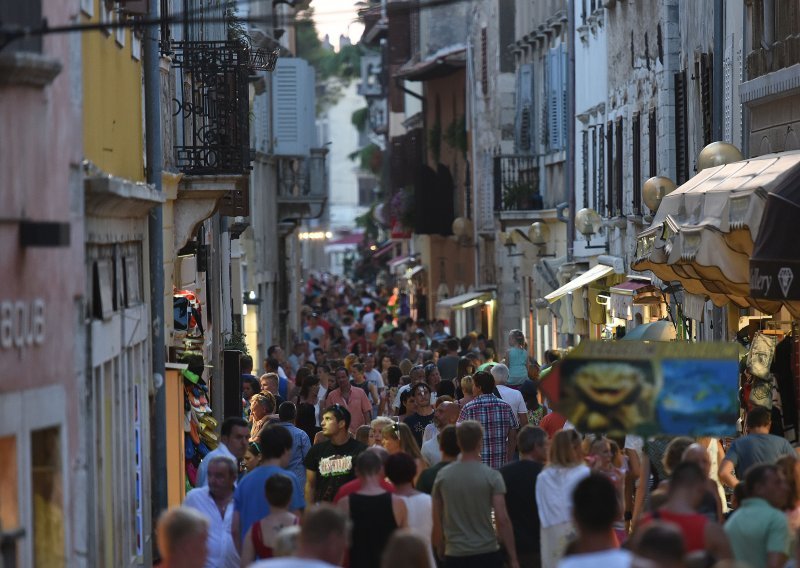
[541,341,740,436]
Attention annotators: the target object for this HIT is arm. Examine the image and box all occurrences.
[432,489,445,560]
[305,469,317,505]
[392,495,408,528]
[231,511,242,554]
[506,427,518,464]
[718,458,738,488]
[517,412,528,428]
[704,522,733,560]
[239,524,255,567]
[369,383,379,406]
[631,454,650,529]
[492,494,519,568]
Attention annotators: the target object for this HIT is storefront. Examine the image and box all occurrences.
[435,290,497,339]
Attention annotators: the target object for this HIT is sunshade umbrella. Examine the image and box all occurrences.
[620,320,676,342]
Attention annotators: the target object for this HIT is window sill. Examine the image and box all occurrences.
[0,51,62,88]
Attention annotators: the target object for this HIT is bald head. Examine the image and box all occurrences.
[681,443,711,477]
[437,401,460,426]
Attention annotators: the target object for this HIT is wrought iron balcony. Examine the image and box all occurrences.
[171,41,275,176]
[493,155,542,212]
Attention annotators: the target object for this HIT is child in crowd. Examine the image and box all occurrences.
[240,473,299,564]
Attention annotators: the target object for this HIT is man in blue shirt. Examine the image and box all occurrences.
[231,424,305,551]
[275,401,312,485]
[719,406,797,487]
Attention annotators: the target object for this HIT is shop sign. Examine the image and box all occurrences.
[0,299,46,350]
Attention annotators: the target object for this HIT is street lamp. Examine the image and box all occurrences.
[575,207,606,250]
[696,142,743,172]
[528,221,555,257]
[642,176,676,219]
[451,216,473,246]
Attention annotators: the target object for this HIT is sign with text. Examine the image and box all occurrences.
[540,341,740,437]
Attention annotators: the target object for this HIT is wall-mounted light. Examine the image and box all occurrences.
[696,141,743,172]
[502,231,524,257]
[452,217,473,246]
[576,208,608,251]
[642,176,676,216]
[528,221,555,257]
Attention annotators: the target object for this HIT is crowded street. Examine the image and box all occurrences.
[3,0,800,567]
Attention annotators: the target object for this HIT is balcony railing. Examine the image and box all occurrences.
[493,155,542,212]
[275,149,328,219]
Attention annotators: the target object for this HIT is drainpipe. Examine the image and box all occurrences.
[144,0,167,523]
[566,0,576,263]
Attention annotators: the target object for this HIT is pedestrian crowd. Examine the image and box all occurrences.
[153,274,800,568]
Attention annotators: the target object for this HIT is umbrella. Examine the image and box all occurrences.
[620,320,676,342]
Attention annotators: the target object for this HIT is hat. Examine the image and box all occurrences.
[323,404,352,429]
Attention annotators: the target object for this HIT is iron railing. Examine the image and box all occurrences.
[493,155,542,211]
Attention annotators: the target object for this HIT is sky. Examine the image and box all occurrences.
[310,1,364,49]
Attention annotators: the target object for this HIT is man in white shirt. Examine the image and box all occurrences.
[421,402,460,466]
[251,504,349,567]
[183,456,240,568]
[491,364,529,427]
[196,417,249,487]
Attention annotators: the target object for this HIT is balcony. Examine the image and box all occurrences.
[276,148,328,220]
[493,155,543,212]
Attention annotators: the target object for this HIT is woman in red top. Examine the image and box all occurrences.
[636,462,732,560]
[240,473,300,564]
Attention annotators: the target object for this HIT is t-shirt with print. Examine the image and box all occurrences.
[403,411,435,448]
[304,438,367,503]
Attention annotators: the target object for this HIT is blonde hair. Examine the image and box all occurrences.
[382,422,427,464]
[371,416,394,431]
[344,354,359,372]
[549,429,583,467]
[460,375,474,395]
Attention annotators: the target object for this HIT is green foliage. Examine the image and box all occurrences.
[223,330,249,354]
[355,208,379,242]
[224,1,250,47]
[348,143,382,175]
[351,107,369,131]
[295,11,361,82]
[443,115,468,156]
[428,121,442,163]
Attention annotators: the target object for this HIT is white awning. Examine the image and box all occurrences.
[544,264,615,303]
[436,290,494,310]
[406,265,425,278]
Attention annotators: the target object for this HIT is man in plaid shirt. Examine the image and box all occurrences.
[457,371,519,468]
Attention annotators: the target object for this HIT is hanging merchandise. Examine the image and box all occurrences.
[747,332,777,379]
[174,288,204,337]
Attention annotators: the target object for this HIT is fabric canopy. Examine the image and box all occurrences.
[750,154,800,315]
[544,264,615,303]
[633,150,800,314]
[436,290,494,310]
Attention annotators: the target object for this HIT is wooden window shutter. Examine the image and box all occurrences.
[582,129,589,207]
[615,116,623,216]
[606,120,614,217]
[632,112,642,214]
[598,124,605,215]
[674,70,689,184]
[481,27,488,96]
[699,53,713,146]
[648,108,657,177]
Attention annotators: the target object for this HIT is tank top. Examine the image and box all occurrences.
[642,509,707,552]
[348,492,398,568]
[251,516,300,560]
[508,347,528,384]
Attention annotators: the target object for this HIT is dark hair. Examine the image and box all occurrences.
[299,375,320,400]
[295,367,312,388]
[746,406,772,429]
[242,376,259,396]
[248,440,262,456]
[355,448,383,476]
[472,371,495,394]
[400,390,413,406]
[279,401,297,422]
[385,452,417,485]
[267,345,281,357]
[240,354,253,373]
[265,472,294,508]
[265,357,281,371]
[517,425,547,455]
[412,382,431,397]
[745,463,780,497]
[352,363,364,373]
[446,338,459,352]
[459,336,471,351]
[334,366,348,378]
[323,404,352,429]
[544,349,560,364]
[668,461,706,493]
[386,366,402,387]
[259,425,293,459]
[300,505,348,546]
[633,522,686,565]
[438,425,460,457]
[456,357,474,382]
[572,474,619,531]
[221,417,248,437]
[296,403,318,439]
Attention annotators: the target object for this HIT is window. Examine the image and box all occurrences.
[598,124,605,214]
[32,427,65,568]
[0,1,42,52]
[591,126,598,210]
[606,121,613,216]
[582,129,589,207]
[615,116,623,216]
[697,53,713,146]
[0,435,19,566]
[481,28,488,96]
[515,64,534,152]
